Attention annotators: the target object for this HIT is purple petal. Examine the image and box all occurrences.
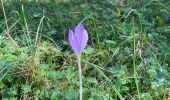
[79,29,88,52]
[74,24,85,53]
[75,23,85,38]
[68,29,78,54]
[75,24,88,54]
[74,35,81,54]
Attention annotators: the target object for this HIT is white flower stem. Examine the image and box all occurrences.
[77,56,82,100]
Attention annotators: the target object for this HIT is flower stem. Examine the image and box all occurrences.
[77,56,82,100]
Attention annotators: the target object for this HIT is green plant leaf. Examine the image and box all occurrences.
[21,85,31,93]
[84,47,95,55]
[65,89,79,100]
[0,81,5,89]
[86,77,97,84]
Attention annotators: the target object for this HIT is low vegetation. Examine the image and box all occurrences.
[0,0,170,99]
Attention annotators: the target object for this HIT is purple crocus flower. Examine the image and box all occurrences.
[68,23,88,100]
[68,23,88,57]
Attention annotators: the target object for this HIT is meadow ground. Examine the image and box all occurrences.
[0,0,170,99]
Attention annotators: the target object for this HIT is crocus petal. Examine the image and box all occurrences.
[75,23,87,54]
[75,23,85,38]
[79,29,88,52]
[74,35,82,54]
[69,29,78,54]
[75,24,85,44]
[75,23,85,54]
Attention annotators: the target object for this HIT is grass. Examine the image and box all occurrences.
[0,0,170,99]
[132,20,140,100]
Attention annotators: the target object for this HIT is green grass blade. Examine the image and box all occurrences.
[83,60,123,100]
